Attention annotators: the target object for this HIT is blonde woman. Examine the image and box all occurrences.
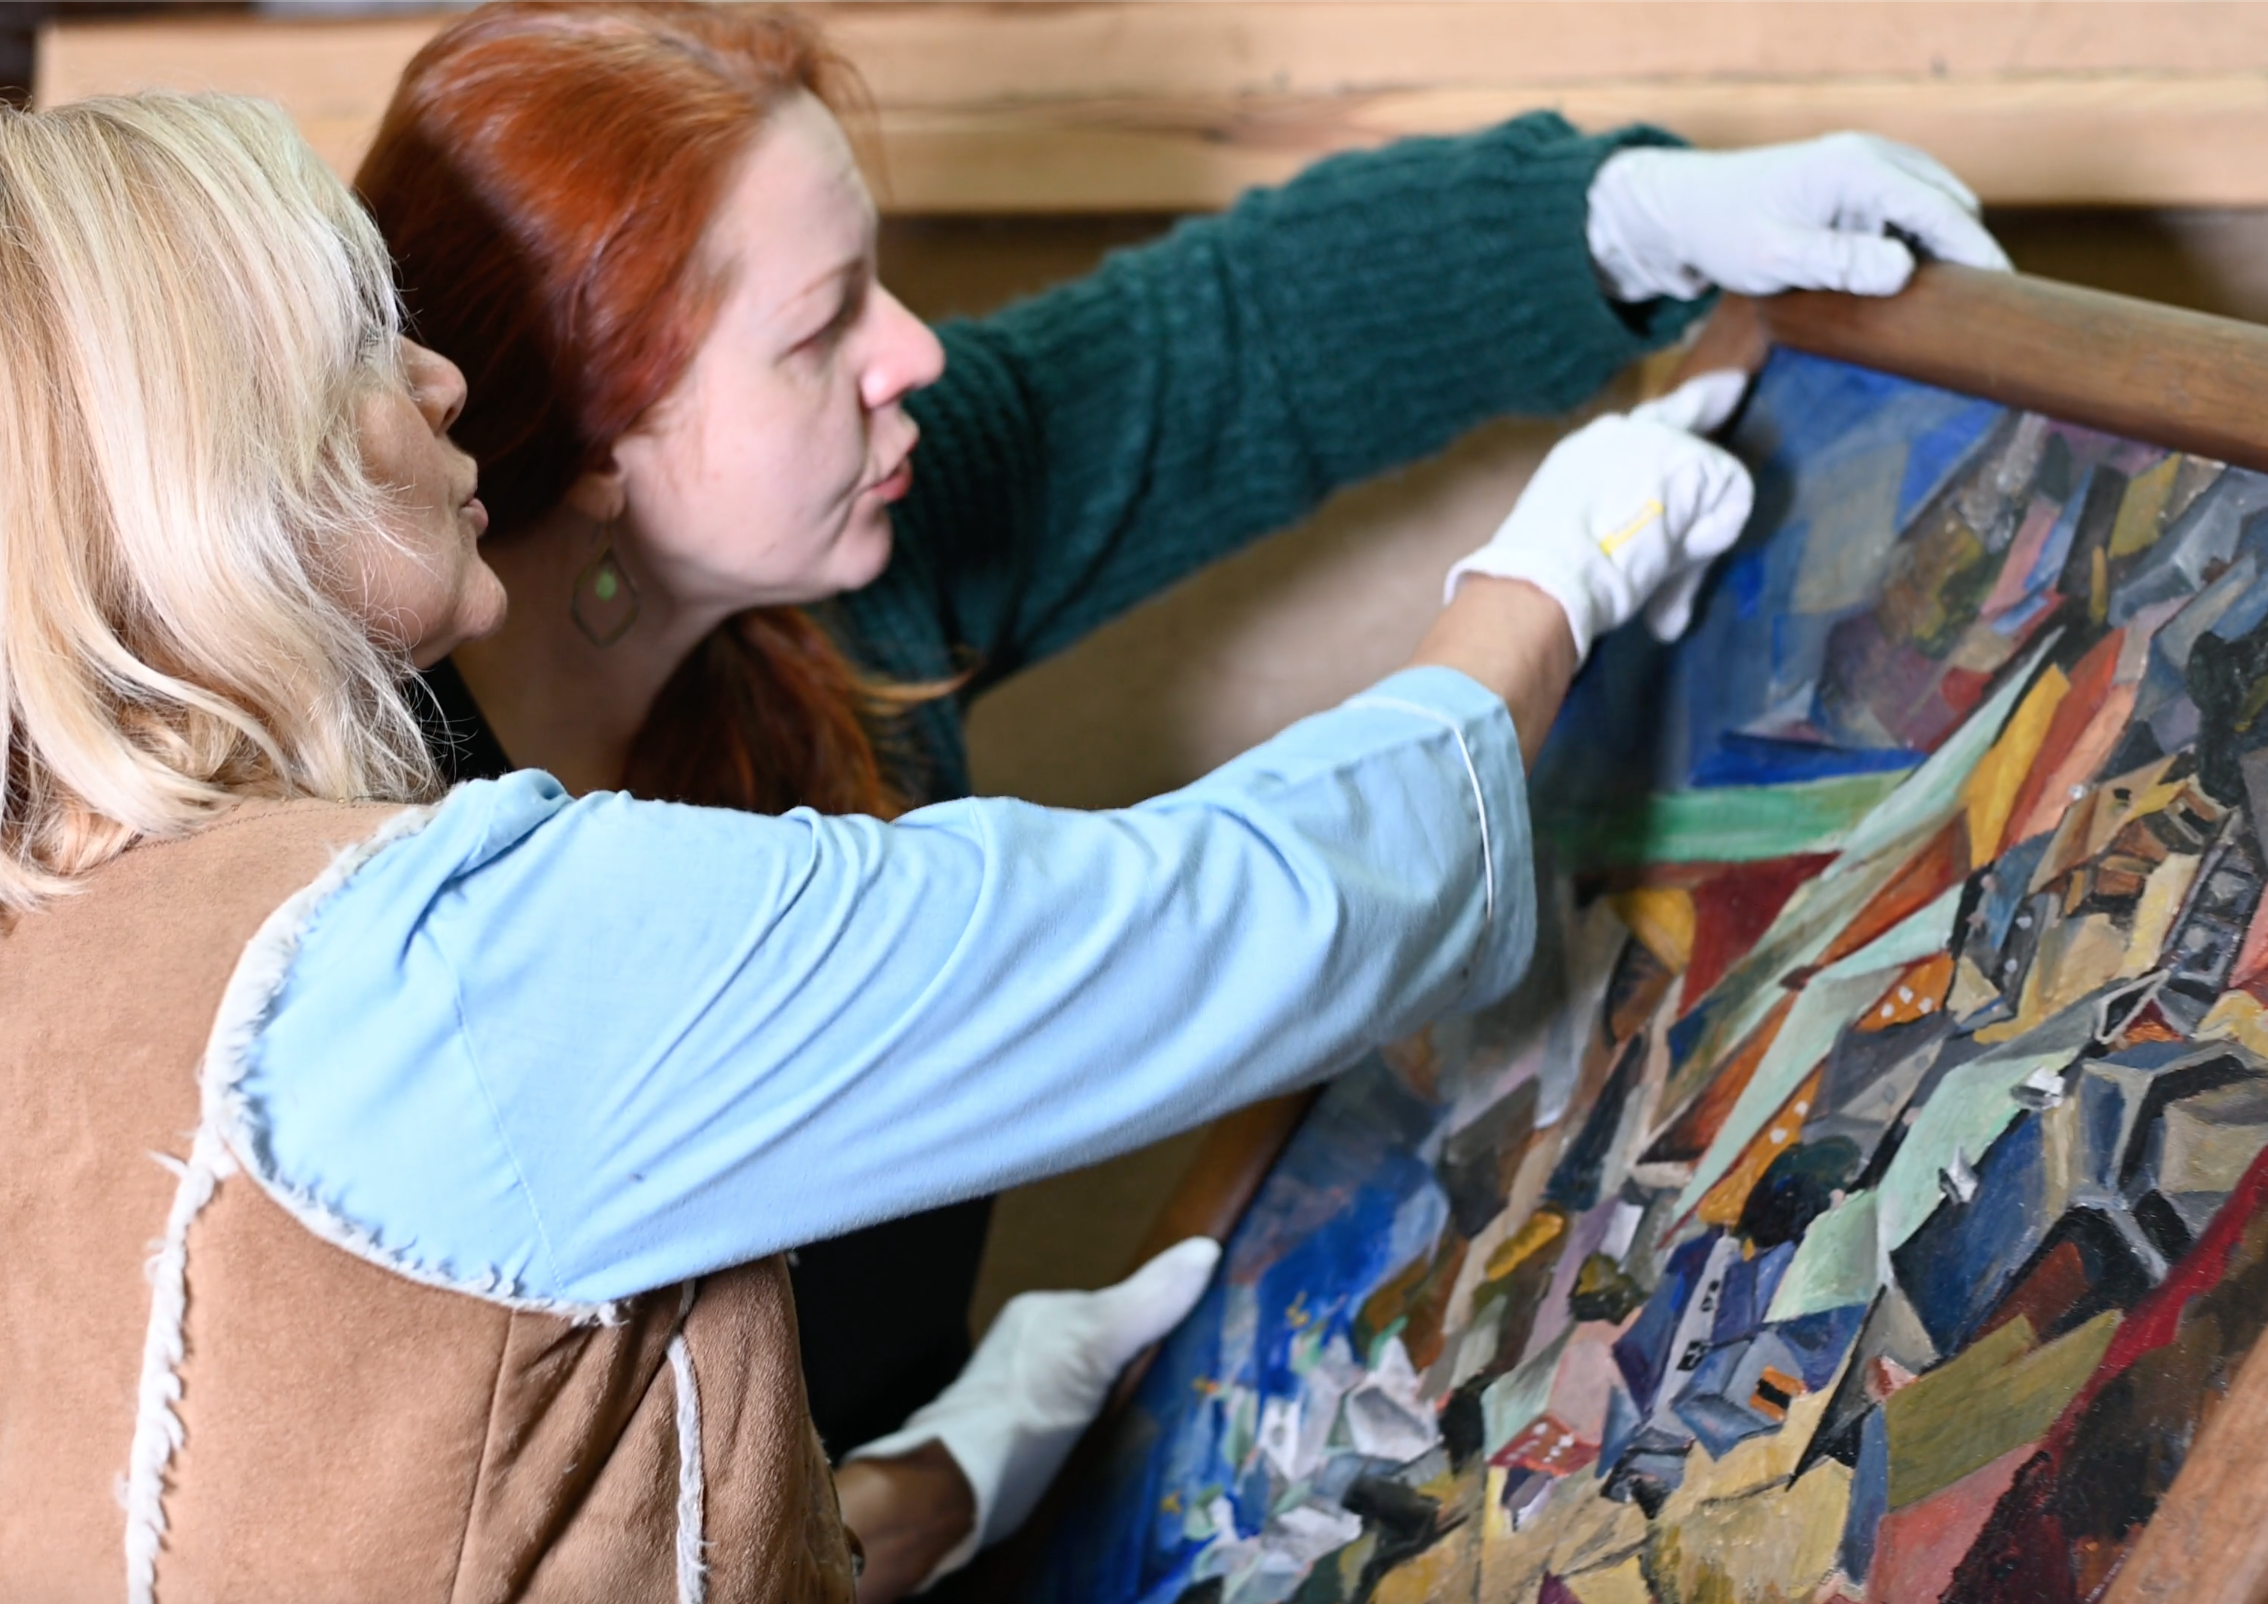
[0,94,1749,1599]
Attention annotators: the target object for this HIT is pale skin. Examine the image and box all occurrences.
[351,95,1577,1604]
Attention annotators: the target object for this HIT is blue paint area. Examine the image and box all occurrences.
[1841,1406,1893,1580]
[1714,1241,1797,1345]
[1614,1230,1723,1414]
[1692,736,1922,789]
[1892,1115,2050,1355]
[1029,1055,1452,1602]
[1895,401,2004,530]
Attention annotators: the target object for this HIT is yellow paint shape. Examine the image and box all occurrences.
[1963,664,2069,862]
[1948,953,2003,1021]
[2200,991,2268,1057]
[1612,885,1696,973]
[1885,1311,2119,1509]
[2122,853,2202,976]
[1564,1555,1655,1604]
[1651,1459,1852,1604]
[2109,454,2180,559]
[1372,1522,1478,1603]
[1482,1208,1566,1284]
[1662,1386,1839,1516]
[1980,912,2129,1042]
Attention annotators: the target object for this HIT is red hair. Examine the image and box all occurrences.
[357,1,919,817]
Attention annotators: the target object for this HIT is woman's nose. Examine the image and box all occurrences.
[859,286,946,412]
[403,338,469,434]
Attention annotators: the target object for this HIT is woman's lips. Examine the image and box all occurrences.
[870,460,914,503]
[462,495,489,536]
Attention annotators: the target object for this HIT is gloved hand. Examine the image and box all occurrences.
[1446,370,1755,661]
[1587,131,2012,301]
[844,1236,1222,1589]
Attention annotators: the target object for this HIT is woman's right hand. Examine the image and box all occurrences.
[1446,370,1756,662]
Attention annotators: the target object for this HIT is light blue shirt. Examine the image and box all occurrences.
[240,667,1535,1306]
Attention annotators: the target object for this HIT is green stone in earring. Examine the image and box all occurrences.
[571,529,642,648]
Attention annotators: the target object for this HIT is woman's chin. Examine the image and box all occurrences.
[829,521,896,595]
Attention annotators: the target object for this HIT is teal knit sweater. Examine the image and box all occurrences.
[831,111,1706,803]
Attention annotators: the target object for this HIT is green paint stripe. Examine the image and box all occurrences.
[1537,769,1916,868]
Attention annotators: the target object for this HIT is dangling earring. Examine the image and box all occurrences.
[571,521,642,647]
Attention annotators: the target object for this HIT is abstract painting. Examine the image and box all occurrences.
[1027,339,2268,1604]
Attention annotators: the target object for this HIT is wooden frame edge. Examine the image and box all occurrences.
[1717,264,2268,474]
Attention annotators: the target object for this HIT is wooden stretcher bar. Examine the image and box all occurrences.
[1730,264,2268,476]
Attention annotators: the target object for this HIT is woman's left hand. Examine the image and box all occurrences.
[841,1237,1221,1595]
[1586,131,2012,302]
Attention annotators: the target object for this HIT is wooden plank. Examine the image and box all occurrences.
[35,3,2268,211]
[871,78,2268,212]
[2100,1316,2268,1603]
[814,3,2268,102]
[1753,263,2268,474]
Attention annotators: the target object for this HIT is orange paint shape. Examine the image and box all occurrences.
[1856,952,1955,1033]
[2006,634,2131,847]
[1695,1066,1825,1227]
[1750,1365,1805,1423]
[1818,818,1968,970]
[1963,663,2070,862]
[1644,993,1798,1166]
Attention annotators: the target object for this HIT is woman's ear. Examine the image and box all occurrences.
[564,461,628,526]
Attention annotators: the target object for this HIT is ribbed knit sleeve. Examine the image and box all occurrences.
[842,112,1706,733]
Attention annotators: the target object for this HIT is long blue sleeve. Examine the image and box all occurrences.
[242,667,1534,1306]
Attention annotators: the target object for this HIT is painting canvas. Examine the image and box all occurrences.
[1026,339,2268,1604]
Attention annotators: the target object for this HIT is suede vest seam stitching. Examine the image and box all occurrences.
[122,808,436,1603]
[668,1281,708,1604]
[118,801,400,857]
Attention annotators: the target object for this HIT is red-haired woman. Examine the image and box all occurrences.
[356,0,2003,1556]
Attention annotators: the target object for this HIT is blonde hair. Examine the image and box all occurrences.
[0,92,437,913]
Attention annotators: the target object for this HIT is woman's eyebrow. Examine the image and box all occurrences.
[783,255,864,316]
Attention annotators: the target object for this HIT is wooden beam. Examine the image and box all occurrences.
[1749,263,2268,474]
[35,3,2268,212]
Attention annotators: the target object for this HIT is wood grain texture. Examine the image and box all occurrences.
[2100,1320,2268,1604]
[1751,264,2268,475]
[35,3,2268,210]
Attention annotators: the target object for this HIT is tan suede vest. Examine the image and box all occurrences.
[0,801,858,1603]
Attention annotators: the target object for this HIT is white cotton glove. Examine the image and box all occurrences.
[1445,370,1755,661]
[844,1236,1222,1588]
[1587,131,2012,302]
